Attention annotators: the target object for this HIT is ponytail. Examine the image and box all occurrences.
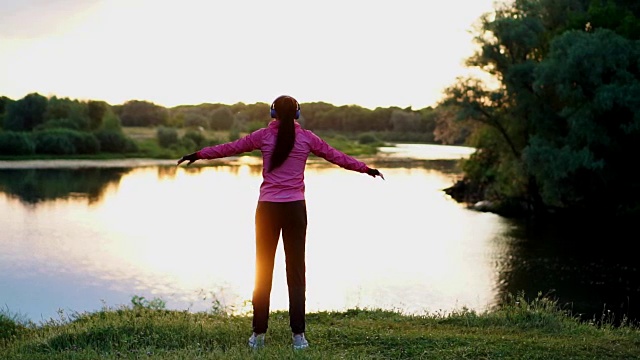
[269,96,299,172]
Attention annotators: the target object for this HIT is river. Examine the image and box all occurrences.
[0,144,637,325]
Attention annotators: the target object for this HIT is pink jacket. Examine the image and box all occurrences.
[197,120,371,202]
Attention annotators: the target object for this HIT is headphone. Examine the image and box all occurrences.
[271,96,300,119]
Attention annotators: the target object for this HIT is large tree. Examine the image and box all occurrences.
[439,0,640,216]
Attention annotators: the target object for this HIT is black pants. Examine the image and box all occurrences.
[252,200,307,334]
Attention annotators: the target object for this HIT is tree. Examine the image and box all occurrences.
[101,108,122,131]
[0,96,12,113]
[0,131,36,155]
[433,105,476,145]
[0,96,14,129]
[156,126,179,148]
[336,105,370,132]
[87,100,108,131]
[439,0,640,216]
[390,110,420,133]
[439,0,588,212]
[118,100,168,127]
[300,102,339,130]
[526,29,640,213]
[182,111,209,129]
[369,107,394,131]
[42,96,89,130]
[231,102,269,125]
[209,107,234,130]
[568,0,640,39]
[3,93,48,131]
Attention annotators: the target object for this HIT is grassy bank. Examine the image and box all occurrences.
[2,294,639,359]
[124,127,383,159]
[0,128,382,162]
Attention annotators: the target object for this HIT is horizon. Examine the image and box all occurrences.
[1,91,439,111]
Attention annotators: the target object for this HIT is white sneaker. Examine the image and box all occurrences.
[292,333,309,350]
[248,333,265,349]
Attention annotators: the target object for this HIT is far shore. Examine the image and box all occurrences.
[0,153,468,170]
[0,144,474,169]
[0,158,179,169]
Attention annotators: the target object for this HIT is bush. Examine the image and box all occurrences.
[33,129,77,155]
[178,138,197,152]
[32,129,100,155]
[73,132,101,154]
[34,118,81,131]
[96,129,137,153]
[157,126,179,148]
[246,120,267,133]
[228,128,240,142]
[0,313,21,340]
[0,131,36,155]
[182,129,209,148]
[358,132,379,144]
[102,111,122,130]
[183,114,209,129]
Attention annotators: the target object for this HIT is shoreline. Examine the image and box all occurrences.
[0,154,465,170]
[0,144,474,169]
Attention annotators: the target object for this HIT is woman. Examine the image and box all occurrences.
[177,95,383,350]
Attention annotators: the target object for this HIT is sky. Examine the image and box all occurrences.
[0,0,502,110]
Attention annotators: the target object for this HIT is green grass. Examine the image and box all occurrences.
[125,128,382,160]
[321,134,382,156]
[2,293,639,359]
[123,127,229,143]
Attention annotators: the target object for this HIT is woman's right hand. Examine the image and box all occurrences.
[177,152,199,166]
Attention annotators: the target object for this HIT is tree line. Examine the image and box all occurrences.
[0,93,452,157]
[112,100,442,142]
[0,94,137,156]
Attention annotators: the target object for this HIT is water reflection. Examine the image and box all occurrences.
[0,167,131,205]
[494,217,640,324]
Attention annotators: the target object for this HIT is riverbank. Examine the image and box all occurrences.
[0,158,177,169]
[0,156,412,170]
[1,294,638,359]
[0,143,474,170]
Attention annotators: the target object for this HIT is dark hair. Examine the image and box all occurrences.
[269,95,299,172]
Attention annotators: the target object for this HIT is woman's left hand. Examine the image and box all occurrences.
[367,168,385,180]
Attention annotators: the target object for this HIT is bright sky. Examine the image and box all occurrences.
[0,0,501,110]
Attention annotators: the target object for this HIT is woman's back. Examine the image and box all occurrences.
[257,120,369,202]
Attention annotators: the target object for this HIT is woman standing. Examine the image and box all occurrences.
[177,95,383,350]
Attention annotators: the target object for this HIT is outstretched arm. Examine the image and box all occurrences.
[309,132,384,180]
[177,130,264,166]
